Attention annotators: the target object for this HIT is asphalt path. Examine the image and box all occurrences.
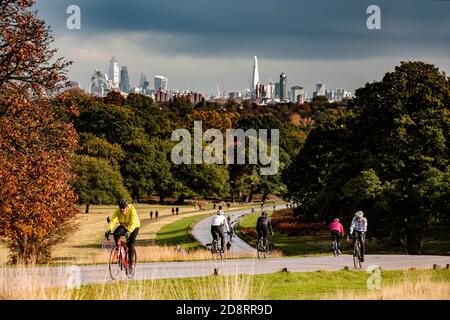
[2,204,449,289]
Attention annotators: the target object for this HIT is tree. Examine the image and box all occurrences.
[284,61,450,254]
[0,0,78,263]
[0,95,79,263]
[0,0,71,94]
[72,155,130,213]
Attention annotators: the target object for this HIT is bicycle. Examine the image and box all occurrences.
[257,237,269,259]
[210,237,224,260]
[106,232,137,280]
[331,239,341,257]
[352,233,364,268]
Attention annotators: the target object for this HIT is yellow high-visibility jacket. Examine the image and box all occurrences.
[107,205,140,233]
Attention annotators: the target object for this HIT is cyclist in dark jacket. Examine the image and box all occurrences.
[256,211,273,240]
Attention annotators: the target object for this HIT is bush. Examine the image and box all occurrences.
[272,209,327,236]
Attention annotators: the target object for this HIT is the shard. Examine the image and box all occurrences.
[252,56,259,91]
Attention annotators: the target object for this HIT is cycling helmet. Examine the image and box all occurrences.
[118,198,128,209]
[261,211,267,217]
[355,211,364,219]
[334,218,340,222]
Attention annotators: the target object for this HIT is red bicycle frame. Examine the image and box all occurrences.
[112,237,129,269]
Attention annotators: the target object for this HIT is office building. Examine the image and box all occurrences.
[280,73,287,101]
[108,57,120,86]
[154,75,168,92]
[120,66,130,93]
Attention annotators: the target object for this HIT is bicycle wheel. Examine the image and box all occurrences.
[257,239,262,259]
[126,248,137,279]
[109,247,121,280]
[211,240,222,260]
[263,238,269,259]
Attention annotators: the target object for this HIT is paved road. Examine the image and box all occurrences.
[191,204,286,255]
[3,255,450,289]
[3,204,449,290]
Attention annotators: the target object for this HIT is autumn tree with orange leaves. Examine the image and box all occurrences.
[0,0,79,263]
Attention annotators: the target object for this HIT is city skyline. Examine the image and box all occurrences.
[35,0,450,96]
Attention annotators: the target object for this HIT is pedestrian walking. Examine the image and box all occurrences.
[150,210,153,220]
[155,210,159,220]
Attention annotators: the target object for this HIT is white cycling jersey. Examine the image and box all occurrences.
[350,217,368,234]
[211,211,229,232]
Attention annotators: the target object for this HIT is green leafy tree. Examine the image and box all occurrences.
[72,155,130,213]
[284,61,450,254]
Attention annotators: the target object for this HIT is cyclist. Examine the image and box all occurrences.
[256,210,273,250]
[329,218,345,254]
[211,206,229,253]
[105,199,141,268]
[347,211,368,262]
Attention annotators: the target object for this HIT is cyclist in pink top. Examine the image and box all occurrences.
[329,218,345,253]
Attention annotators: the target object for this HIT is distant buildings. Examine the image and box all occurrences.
[314,83,326,98]
[154,76,168,92]
[252,56,260,98]
[88,70,110,97]
[280,73,287,101]
[291,86,305,104]
[120,66,130,93]
[108,57,120,87]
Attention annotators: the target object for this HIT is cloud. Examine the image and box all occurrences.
[34,0,450,95]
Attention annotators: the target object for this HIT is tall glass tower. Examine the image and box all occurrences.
[252,56,260,91]
[120,66,130,93]
[280,72,287,101]
[108,56,120,86]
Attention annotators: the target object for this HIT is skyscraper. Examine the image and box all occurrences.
[154,75,168,92]
[252,56,260,92]
[291,86,304,104]
[139,73,147,88]
[108,56,120,86]
[280,72,287,101]
[120,66,130,93]
[315,83,326,96]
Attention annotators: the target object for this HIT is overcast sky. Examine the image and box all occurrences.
[35,0,450,96]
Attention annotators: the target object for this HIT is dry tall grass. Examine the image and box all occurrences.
[335,271,450,300]
[0,262,266,300]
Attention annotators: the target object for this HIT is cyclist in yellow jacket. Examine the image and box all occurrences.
[105,199,140,267]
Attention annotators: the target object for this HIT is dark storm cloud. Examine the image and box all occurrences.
[35,0,450,59]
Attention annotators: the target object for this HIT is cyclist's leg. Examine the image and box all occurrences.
[360,232,366,260]
[218,227,226,252]
[336,232,341,251]
[262,229,268,250]
[127,227,139,266]
[211,227,219,244]
[113,225,127,245]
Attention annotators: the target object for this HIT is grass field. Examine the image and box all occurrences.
[155,213,210,250]
[0,204,212,265]
[236,211,450,256]
[2,267,449,300]
[0,202,253,265]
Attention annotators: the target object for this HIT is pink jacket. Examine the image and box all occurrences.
[329,221,344,235]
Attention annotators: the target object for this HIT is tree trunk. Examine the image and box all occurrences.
[406,228,423,255]
[261,192,269,203]
[248,189,254,203]
[159,193,164,203]
[231,191,235,203]
[85,204,90,214]
[177,194,185,205]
